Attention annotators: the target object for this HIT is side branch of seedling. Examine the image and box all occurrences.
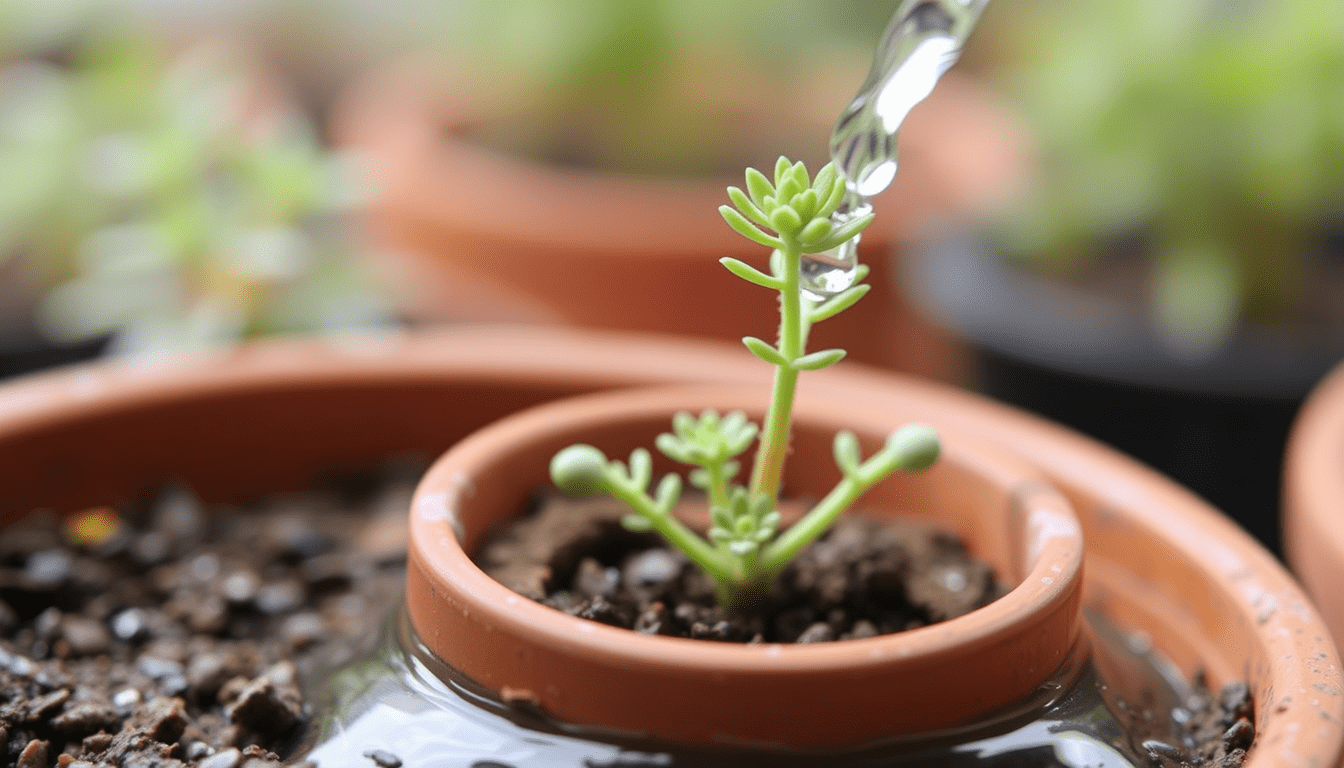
[551,157,940,613]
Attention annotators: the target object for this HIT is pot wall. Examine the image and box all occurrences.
[1284,359,1344,652]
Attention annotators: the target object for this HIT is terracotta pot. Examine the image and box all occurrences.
[332,61,1027,381]
[408,384,1083,749]
[0,325,1337,765]
[1284,360,1344,649]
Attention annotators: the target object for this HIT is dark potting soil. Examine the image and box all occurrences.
[478,493,1005,642]
[0,466,1252,768]
[0,460,419,768]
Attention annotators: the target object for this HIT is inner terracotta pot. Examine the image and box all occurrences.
[407,384,1083,749]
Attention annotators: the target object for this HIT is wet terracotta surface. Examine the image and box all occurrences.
[0,326,1336,765]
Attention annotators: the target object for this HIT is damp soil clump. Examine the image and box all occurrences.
[477,493,1006,643]
[0,460,420,768]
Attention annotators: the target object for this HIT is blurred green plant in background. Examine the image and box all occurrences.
[0,0,394,361]
[429,0,901,176]
[980,0,1344,358]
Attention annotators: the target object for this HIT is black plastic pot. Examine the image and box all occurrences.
[904,235,1344,556]
[0,326,107,381]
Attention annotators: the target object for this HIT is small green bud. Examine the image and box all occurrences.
[551,444,608,496]
[886,425,941,470]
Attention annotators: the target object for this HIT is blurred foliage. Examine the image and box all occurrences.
[982,0,1344,356]
[422,0,902,176]
[0,0,394,359]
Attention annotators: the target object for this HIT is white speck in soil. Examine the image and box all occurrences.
[363,748,403,767]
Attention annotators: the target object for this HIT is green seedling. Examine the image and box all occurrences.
[551,157,940,612]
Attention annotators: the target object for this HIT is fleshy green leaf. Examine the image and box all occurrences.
[728,540,758,557]
[654,473,683,513]
[773,156,792,185]
[622,514,654,532]
[809,213,874,252]
[793,188,819,221]
[720,206,782,249]
[742,336,788,367]
[727,186,771,228]
[792,348,847,371]
[769,206,802,236]
[812,163,837,196]
[629,448,652,490]
[720,256,781,289]
[799,217,832,245]
[809,283,871,323]
[833,430,861,476]
[744,167,774,208]
[818,174,848,218]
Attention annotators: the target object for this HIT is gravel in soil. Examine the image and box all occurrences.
[0,459,420,768]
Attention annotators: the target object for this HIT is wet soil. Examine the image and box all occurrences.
[478,493,1004,642]
[0,460,420,768]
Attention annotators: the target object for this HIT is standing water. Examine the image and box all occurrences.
[802,0,990,301]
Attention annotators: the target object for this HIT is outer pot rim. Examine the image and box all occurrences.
[1284,359,1344,651]
[407,383,1084,746]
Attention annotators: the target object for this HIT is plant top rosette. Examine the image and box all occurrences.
[551,155,939,612]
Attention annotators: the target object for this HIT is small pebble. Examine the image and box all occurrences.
[82,732,114,753]
[137,655,185,681]
[51,701,121,737]
[110,608,150,642]
[131,532,171,566]
[281,612,328,651]
[846,620,879,640]
[186,595,229,634]
[226,677,302,737]
[190,553,221,582]
[254,580,305,614]
[199,747,242,768]
[796,622,836,644]
[25,688,72,722]
[186,741,215,761]
[623,549,681,587]
[61,616,112,656]
[16,739,49,768]
[0,647,38,677]
[573,558,620,599]
[1223,718,1254,751]
[142,696,188,743]
[220,570,261,604]
[113,687,142,708]
[363,749,403,768]
[1220,682,1253,722]
[25,549,73,587]
[187,652,232,698]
